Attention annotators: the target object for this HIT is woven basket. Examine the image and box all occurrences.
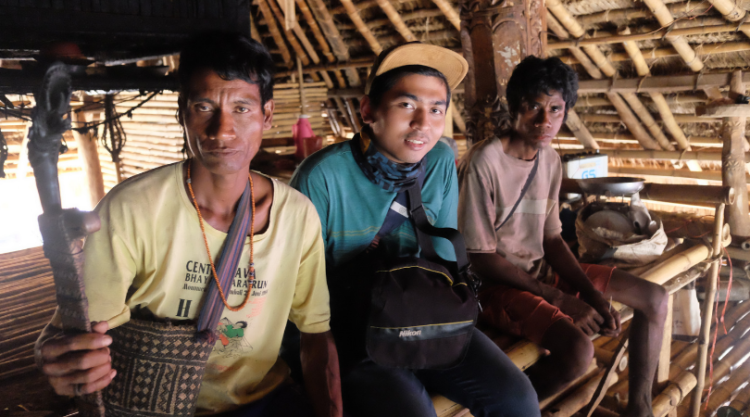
[101,319,215,416]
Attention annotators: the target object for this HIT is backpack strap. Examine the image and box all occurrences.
[495,154,539,231]
[406,185,469,273]
[375,172,426,239]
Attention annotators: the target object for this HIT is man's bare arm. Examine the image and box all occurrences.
[543,235,620,335]
[300,331,342,417]
[469,252,558,300]
[542,235,598,296]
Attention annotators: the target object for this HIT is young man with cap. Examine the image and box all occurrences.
[35,33,341,417]
[290,43,540,417]
[458,56,668,417]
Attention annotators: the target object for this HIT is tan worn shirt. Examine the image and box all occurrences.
[457,137,563,279]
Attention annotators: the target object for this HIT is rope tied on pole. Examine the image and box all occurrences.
[100,94,126,164]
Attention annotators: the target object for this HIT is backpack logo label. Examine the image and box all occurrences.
[398,329,422,338]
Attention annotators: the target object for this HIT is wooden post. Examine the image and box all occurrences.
[723,70,750,241]
[297,58,307,115]
[656,294,674,391]
[71,110,105,208]
[690,204,725,417]
[459,0,546,145]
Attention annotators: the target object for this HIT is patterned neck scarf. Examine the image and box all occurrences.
[350,128,426,193]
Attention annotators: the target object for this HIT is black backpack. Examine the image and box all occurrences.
[328,182,480,371]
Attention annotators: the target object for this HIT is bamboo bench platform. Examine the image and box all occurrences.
[0,241,733,417]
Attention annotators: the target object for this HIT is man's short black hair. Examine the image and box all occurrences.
[506,56,578,121]
[178,31,275,109]
[367,65,451,109]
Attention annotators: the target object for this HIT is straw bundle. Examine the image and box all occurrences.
[0,247,71,411]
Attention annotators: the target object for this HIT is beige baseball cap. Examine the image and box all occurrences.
[364,42,469,94]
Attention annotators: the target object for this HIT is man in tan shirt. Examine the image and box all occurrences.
[458,56,668,417]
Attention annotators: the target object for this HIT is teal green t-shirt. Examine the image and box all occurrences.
[290,140,459,268]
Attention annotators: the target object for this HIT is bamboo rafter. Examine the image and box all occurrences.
[704,0,750,41]
[547,0,664,151]
[548,24,750,50]
[304,0,363,87]
[258,0,293,67]
[429,0,460,30]
[619,26,689,151]
[294,0,335,63]
[338,0,383,55]
[375,0,417,42]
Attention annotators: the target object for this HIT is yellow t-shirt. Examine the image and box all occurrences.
[52,161,331,414]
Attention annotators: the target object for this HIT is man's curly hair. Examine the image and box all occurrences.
[506,56,578,122]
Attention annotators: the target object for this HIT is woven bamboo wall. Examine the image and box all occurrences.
[96,82,332,190]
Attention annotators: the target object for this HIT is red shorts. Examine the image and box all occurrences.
[478,264,615,345]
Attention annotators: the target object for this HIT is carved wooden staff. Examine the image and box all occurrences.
[28,63,105,416]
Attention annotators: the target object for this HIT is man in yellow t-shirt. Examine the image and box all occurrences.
[34,33,342,417]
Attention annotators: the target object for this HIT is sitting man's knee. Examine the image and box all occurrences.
[559,331,594,381]
[644,282,669,320]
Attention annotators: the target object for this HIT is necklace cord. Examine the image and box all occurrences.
[187,161,256,312]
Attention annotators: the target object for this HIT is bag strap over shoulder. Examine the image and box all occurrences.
[406,185,469,273]
[495,154,539,231]
[196,181,253,334]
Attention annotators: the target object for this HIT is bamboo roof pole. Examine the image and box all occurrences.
[545,14,600,149]
[292,0,356,133]
[295,0,335,63]
[304,0,363,87]
[557,148,750,162]
[249,10,263,43]
[258,0,293,67]
[727,386,750,414]
[547,15,603,79]
[580,2,713,27]
[564,111,599,149]
[272,0,341,91]
[375,0,417,42]
[428,0,460,30]
[690,206,725,417]
[548,25,750,50]
[338,0,383,55]
[546,0,663,150]
[619,26,689,151]
[704,0,750,40]
[560,41,750,66]
[701,358,750,416]
[267,0,314,70]
[640,0,723,100]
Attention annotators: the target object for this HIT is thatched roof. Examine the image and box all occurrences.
[1,0,749,190]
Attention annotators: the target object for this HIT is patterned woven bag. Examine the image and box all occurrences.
[90,176,255,416]
[102,319,214,416]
